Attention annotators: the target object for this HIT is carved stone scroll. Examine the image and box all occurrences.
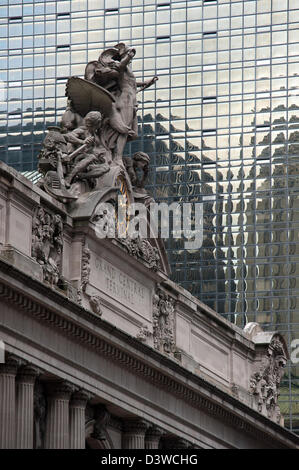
[153,286,175,354]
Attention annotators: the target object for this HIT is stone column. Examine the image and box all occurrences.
[69,390,89,449]
[145,426,163,449]
[0,355,19,449]
[16,365,39,449]
[45,381,73,449]
[122,419,148,449]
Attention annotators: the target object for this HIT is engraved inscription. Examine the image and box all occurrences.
[92,257,149,315]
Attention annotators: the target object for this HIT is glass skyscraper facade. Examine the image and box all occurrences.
[0,0,299,432]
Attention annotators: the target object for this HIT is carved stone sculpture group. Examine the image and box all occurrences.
[37,43,157,204]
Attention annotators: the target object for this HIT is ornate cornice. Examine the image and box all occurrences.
[0,271,297,448]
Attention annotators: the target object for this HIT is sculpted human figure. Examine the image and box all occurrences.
[38,43,158,203]
[64,111,110,187]
[85,43,158,165]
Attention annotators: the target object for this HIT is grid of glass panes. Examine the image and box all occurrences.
[0,0,298,432]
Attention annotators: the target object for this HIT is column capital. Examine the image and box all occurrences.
[46,381,74,400]
[0,353,20,375]
[145,425,163,449]
[70,389,90,407]
[92,404,110,440]
[16,365,39,384]
[146,425,163,439]
[123,419,148,435]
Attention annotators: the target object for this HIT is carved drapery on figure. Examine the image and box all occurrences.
[153,286,175,354]
[250,336,287,423]
[32,207,63,286]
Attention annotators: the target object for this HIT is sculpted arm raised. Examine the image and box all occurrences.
[118,48,136,72]
[136,76,159,92]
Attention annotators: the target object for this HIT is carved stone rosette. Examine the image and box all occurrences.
[250,336,287,423]
[152,286,175,354]
[32,207,63,286]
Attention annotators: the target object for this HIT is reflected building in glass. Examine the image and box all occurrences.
[0,0,299,432]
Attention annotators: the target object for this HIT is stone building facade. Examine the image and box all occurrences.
[0,161,298,449]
